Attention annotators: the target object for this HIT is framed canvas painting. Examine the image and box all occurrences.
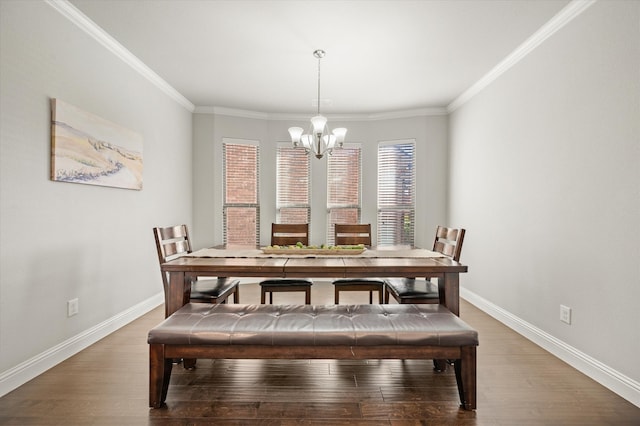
[50,99,143,190]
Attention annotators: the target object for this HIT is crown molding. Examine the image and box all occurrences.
[195,106,448,121]
[45,0,195,112]
[47,0,596,119]
[194,106,270,120]
[367,107,449,120]
[46,0,443,120]
[447,0,597,113]
[269,107,448,121]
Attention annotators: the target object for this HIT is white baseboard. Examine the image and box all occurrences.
[0,292,164,398]
[461,287,640,408]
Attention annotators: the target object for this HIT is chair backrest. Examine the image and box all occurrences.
[153,224,193,287]
[271,223,309,246]
[432,226,465,261]
[334,224,372,246]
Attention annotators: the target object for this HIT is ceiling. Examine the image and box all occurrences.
[69,0,570,115]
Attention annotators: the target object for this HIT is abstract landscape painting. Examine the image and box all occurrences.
[51,99,143,190]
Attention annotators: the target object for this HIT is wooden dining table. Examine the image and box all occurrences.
[159,246,468,318]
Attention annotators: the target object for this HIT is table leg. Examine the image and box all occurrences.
[433,272,461,371]
[440,273,460,316]
[166,271,190,318]
[166,271,197,369]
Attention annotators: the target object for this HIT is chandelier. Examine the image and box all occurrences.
[288,49,347,159]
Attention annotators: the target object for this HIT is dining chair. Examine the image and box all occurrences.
[259,223,313,304]
[384,226,466,304]
[153,224,240,306]
[332,223,385,304]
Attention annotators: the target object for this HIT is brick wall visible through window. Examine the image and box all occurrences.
[277,145,310,225]
[223,140,260,246]
[327,145,362,245]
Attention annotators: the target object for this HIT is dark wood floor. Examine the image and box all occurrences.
[0,281,638,425]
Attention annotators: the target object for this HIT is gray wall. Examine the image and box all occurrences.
[449,0,639,388]
[192,113,449,250]
[0,1,192,385]
[2,0,637,406]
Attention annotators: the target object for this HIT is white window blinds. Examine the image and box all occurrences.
[223,140,260,246]
[327,144,362,245]
[377,140,415,246]
[276,145,310,224]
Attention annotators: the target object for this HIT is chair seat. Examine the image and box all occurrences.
[333,278,384,286]
[332,278,384,304]
[385,277,439,299]
[259,279,313,304]
[191,277,239,299]
[259,279,313,288]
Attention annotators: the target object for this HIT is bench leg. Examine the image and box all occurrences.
[453,346,477,410]
[149,344,173,408]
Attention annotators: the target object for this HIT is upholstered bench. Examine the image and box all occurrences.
[148,303,479,410]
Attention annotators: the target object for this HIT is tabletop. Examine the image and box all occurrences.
[160,246,468,317]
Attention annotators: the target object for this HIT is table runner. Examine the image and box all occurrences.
[187,248,444,259]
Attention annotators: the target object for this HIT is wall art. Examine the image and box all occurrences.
[51,99,143,190]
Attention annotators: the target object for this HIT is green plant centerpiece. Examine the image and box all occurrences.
[262,242,366,255]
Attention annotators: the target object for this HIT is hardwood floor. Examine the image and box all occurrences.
[0,281,638,425]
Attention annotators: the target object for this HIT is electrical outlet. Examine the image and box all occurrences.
[67,298,79,317]
[560,304,571,324]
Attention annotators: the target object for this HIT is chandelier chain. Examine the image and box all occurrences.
[316,54,321,116]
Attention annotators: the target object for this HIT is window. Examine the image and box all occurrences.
[223,139,259,246]
[327,144,362,245]
[276,144,310,224]
[377,140,415,246]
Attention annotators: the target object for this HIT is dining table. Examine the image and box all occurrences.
[159,246,468,318]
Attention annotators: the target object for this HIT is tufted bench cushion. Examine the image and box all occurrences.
[148,303,478,347]
[148,303,478,410]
